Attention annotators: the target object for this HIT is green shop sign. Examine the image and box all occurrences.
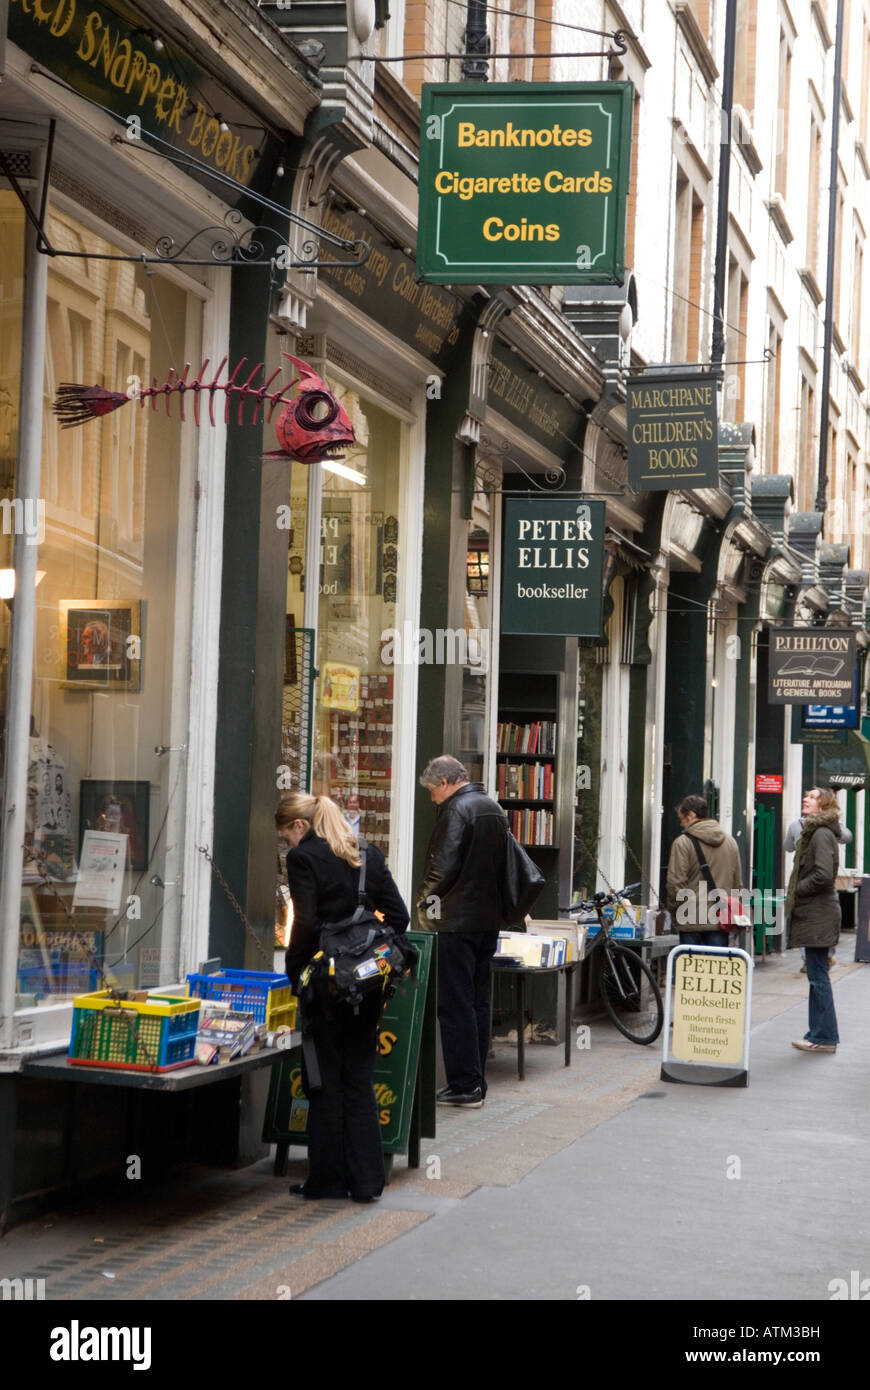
[501,498,605,637]
[626,372,719,491]
[7,0,275,190]
[418,82,633,285]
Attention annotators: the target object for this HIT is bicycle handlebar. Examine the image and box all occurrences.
[560,883,641,915]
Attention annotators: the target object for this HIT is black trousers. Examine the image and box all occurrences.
[437,930,500,1094]
[300,992,384,1198]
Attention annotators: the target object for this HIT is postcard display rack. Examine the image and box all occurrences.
[327,673,393,854]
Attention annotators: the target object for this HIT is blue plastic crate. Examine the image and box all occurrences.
[185,968,292,1026]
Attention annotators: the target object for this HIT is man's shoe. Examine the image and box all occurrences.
[436,1086,484,1107]
[289,1183,347,1199]
[799,964,807,974]
[791,1040,837,1053]
[828,956,837,967]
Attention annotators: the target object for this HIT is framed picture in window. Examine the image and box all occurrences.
[79,780,150,871]
[59,599,141,691]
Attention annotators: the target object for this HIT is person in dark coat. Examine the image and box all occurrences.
[786,787,841,1054]
[277,792,409,1200]
[416,755,508,1108]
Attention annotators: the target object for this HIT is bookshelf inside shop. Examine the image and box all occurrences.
[497,672,559,856]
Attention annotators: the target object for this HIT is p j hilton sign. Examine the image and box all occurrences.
[768,628,856,705]
[501,499,605,637]
[417,82,632,285]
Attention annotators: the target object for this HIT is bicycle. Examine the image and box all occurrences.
[563,883,664,1045]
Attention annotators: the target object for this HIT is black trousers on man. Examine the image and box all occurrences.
[300,992,384,1199]
[437,930,500,1095]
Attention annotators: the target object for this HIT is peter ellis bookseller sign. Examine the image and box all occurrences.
[768,629,856,705]
[417,82,632,284]
[501,499,605,636]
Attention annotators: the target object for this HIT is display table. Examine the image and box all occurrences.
[491,960,577,1080]
[20,1037,300,1090]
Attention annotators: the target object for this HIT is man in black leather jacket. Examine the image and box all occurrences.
[417,755,508,1107]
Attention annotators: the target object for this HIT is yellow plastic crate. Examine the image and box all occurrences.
[68,990,200,1071]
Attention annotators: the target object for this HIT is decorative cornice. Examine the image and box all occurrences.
[811,0,833,52]
[765,194,795,247]
[799,267,824,307]
[672,2,719,85]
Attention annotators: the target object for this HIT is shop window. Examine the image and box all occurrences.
[0,191,26,788]
[16,208,201,1007]
[460,516,492,784]
[311,380,402,857]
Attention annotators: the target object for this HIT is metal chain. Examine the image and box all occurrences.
[197,845,273,966]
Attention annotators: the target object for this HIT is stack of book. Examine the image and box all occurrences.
[497,761,553,800]
[196,1005,263,1064]
[496,721,556,755]
[495,932,571,967]
[504,808,554,845]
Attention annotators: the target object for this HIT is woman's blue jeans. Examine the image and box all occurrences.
[804,946,839,1045]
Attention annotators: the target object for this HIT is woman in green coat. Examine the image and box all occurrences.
[786,787,841,1054]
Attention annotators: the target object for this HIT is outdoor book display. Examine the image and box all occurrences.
[66,969,299,1074]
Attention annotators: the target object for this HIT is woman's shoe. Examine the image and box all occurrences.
[791,1040,837,1053]
[350,1194,381,1204]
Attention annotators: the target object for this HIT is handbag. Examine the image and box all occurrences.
[501,831,546,926]
[684,834,750,929]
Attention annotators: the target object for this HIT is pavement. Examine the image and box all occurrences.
[0,943,866,1301]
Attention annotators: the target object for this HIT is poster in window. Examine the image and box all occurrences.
[59,599,141,691]
[79,780,150,871]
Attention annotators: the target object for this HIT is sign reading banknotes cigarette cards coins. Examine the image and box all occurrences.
[501,499,605,636]
[626,372,719,491]
[417,82,632,284]
[768,628,856,704]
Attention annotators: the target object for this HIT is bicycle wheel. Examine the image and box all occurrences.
[599,943,663,1045]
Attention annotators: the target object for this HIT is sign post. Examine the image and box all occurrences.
[661,945,753,1086]
[418,82,632,285]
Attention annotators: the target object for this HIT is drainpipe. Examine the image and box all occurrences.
[816,0,845,515]
[462,0,490,81]
[711,0,738,373]
[0,148,48,1051]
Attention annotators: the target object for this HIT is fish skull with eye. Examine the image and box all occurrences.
[270,355,355,464]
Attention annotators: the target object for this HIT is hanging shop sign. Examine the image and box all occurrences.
[417,81,632,285]
[318,207,468,370]
[816,731,870,791]
[768,628,856,705]
[626,372,719,491]
[662,946,753,1088]
[7,0,278,190]
[802,695,859,729]
[501,498,605,637]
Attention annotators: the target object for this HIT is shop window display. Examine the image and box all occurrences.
[0,192,26,785]
[311,383,402,857]
[16,208,201,1006]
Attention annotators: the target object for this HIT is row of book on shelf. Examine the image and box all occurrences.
[503,807,554,845]
[496,720,556,755]
[497,761,553,800]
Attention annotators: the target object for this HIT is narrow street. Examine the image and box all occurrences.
[1,951,865,1302]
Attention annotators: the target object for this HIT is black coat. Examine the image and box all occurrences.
[416,782,508,932]
[284,830,409,991]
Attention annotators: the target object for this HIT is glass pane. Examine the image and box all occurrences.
[312,381,401,856]
[0,191,26,783]
[18,209,200,1006]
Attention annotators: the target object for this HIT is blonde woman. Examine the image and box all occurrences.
[276,792,409,1201]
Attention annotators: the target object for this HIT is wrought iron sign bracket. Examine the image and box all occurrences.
[0,115,370,272]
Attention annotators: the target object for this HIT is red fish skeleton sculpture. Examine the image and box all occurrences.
[52,353,355,464]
